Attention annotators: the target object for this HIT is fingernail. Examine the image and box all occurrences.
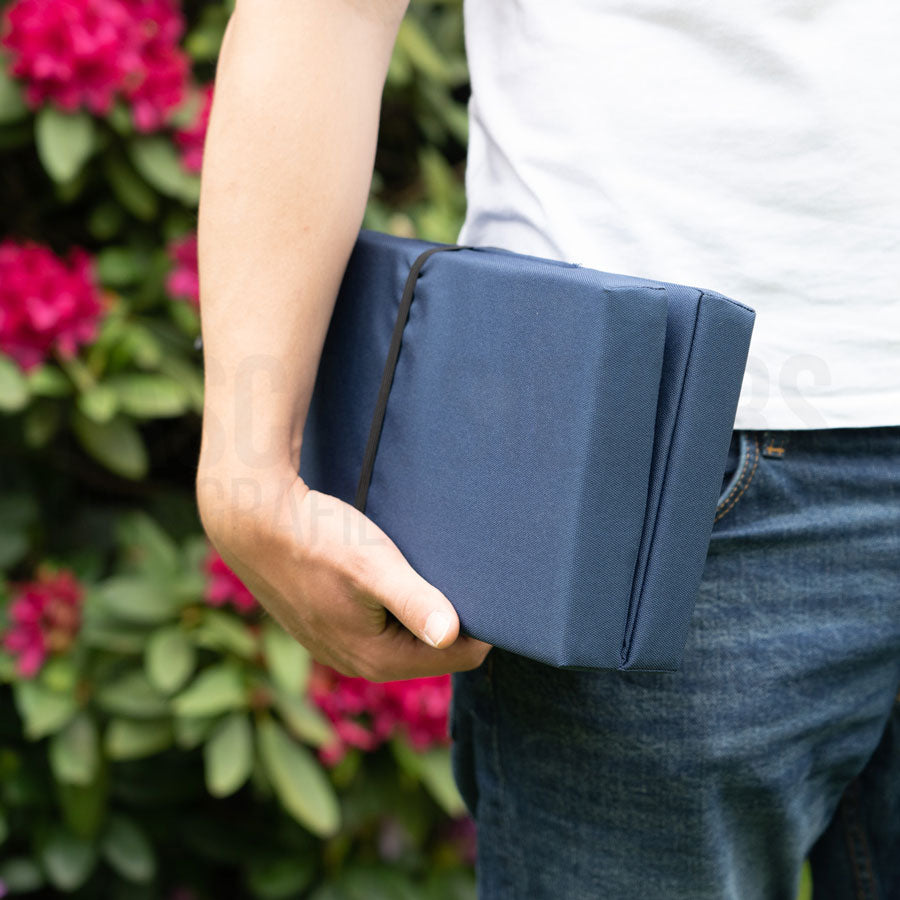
[423,611,452,648]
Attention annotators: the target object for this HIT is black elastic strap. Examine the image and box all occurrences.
[354,243,473,513]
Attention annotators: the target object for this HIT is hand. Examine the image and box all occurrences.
[197,464,493,681]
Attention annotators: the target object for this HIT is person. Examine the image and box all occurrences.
[195,1,900,898]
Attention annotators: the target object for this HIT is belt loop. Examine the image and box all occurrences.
[761,430,788,459]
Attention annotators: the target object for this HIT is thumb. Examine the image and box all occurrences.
[369,564,460,649]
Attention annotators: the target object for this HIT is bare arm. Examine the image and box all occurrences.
[196,0,491,679]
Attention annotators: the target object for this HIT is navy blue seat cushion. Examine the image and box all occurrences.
[300,229,755,671]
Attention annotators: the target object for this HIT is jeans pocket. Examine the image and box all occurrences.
[715,431,760,522]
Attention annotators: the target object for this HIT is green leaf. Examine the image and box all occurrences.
[416,747,466,817]
[395,18,456,84]
[41,829,97,891]
[100,814,155,883]
[13,680,77,740]
[79,620,147,655]
[24,399,62,447]
[0,353,29,412]
[116,510,179,574]
[111,322,162,369]
[95,669,169,718]
[106,372,190,418]
[35,107,97,183]
[172,663,246,718]
[386,50,413,86]
[71,411,148,480]
[128,135,201,204]
[798,860,813,900]
[0,492,36,568]
[173,714,217,750]
[0,857,45,892]
[256,717,340,837]
[391,739,465,817]
[184,7,228,62]
[105,718,173,760]
[145,626,195,694]
[88,201,125,240]
[49,711,99,785]
[96,246,147,287]
[157,354,203,410]
[272,687,332,747]
[0,492,37,529]
[193,608,258,660]
[40,656,77,693]
[77,383,118,423]
[0,530,28,569]
[104,152,159,221]
[105,99,133,136]
[26,363,72,397]
[246,856,316,900]
[308,865,421,900]
[0,66,28,123]
[204,712,253,797]
[54,165,88,203]
[94,576,180,624]
[56,760,109,840]
[262,619,311,694]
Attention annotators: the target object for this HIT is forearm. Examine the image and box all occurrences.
[196,0,406,488]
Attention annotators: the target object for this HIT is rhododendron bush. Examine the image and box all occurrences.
[0,0,472,894]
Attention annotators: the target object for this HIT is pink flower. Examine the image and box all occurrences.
[165,232,198,306]
[173,81,212,173]
[120,0,190,132]
[308,661,452,767]
[0,0,189,132]
[2,567,84,678]
[203,547,258,615]
[1,0,137,116]
[0,238,105,371]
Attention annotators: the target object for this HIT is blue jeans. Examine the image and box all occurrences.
[449,426,900,899]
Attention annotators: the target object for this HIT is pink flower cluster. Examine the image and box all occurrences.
[308,661,452,767]
[0,238,105,371]
[165,232,198,306]
[173,81,213,173]
[2,567,83,678]
[0,0,189,132]
[203,547,258,615]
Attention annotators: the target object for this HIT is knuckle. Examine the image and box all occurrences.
[390,589,418,629]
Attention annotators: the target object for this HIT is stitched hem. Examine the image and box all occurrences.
[715,432,760,522]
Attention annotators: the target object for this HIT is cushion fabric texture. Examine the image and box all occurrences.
[299,228,755,671]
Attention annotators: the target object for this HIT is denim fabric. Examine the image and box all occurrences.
[449,426,900,899]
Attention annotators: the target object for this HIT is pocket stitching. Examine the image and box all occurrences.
[715,432,760,522]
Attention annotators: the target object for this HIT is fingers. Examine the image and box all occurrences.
[292,488,495,679]
[302,490,465,652]
[350,523,472,652]
[359,627,494,681]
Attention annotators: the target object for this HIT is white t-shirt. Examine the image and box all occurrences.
[456,0,900,430]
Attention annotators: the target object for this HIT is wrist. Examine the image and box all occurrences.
[195,453,308,545]
[198,400,304,475]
